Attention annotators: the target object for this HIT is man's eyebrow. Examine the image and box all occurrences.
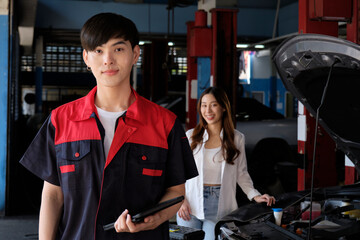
[112,41,126,47]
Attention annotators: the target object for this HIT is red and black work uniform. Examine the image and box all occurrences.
[20,87,198,240]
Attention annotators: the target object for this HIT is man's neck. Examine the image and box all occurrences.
[95,84,134,112]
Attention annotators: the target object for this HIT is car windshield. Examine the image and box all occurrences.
[236,97,285,121]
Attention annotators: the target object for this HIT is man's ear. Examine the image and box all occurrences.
[83,49,89,66]
[133,45,140,65]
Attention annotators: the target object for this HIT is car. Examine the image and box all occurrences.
[235,97,298,202]
[216,33,360,239]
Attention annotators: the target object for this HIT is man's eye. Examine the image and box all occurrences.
[115,48,123,52]
[95,49,102,54]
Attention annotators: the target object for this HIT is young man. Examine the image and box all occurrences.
[20,13,198,240]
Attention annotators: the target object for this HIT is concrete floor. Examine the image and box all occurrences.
[0,214,179,239]
[0,215,38,240]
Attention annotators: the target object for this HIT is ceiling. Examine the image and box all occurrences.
[75,0,298,9]
[17,0,299,51]
[237,0,298,9]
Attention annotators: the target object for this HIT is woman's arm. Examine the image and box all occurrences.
[39,181,64,240]
[235,133,262,199]
[235,132,276,206]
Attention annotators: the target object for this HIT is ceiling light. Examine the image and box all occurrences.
[255,45,265,49]
[236,44,249,48]
[139,41,152,45]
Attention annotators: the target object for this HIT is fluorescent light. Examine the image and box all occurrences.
[168,42,174,46]
[254,45,265,49]
[139,41,152,45]
[236,44,249,48]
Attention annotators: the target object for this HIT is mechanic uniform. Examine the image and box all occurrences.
[20,86,198,240]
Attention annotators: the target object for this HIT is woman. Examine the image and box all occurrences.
[177,87,275,240]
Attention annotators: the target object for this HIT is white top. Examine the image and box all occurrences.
[203,147,222,185]
[96,106,126,160]
[184,128,261,220]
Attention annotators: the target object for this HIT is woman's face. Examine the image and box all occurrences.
[200,93,225,126]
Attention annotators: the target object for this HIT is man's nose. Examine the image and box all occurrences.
[103,53,114,65]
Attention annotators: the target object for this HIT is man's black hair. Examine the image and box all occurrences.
[81,12,139,51]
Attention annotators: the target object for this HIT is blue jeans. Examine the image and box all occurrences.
[177,186,220,240]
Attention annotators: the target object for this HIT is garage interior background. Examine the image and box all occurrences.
[0,0,355,216]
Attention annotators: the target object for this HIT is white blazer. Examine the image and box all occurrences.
[185,128,261,220]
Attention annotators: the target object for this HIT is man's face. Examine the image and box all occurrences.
[83,37,140,89]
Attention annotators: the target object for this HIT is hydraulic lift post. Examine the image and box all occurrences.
[186,7,237,129]
[297,0,355,190]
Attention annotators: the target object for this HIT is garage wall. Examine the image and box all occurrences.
[241,51,290,116]
[278,1,298,36]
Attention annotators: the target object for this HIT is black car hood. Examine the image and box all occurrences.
[272,33,360,173]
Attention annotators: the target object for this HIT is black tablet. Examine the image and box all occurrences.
[103,195,184,231]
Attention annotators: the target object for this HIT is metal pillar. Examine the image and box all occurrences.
[345,0,360,184]
[35,36,43,113]
[141,40,168,102]
[186,8,238,128]
[186,21,198,129]
[0,0,9,214]
[211,9,238,118]
[186,10,212,129]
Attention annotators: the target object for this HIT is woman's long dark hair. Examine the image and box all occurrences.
[190,87,239,164]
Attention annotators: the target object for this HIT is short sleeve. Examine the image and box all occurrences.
[165,118,198,188]
[19,114,60,186]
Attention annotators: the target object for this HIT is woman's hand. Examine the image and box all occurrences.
[177,199,192,221]
[253,194,276,206]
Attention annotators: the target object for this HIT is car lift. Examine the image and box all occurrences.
[297,0,358,190]
[186,1,238,129]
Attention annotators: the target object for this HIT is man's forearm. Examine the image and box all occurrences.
[39,182,64,240]
[158,184,185,223]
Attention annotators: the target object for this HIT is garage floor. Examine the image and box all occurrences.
[0,215,177,239]
[0,215,38,240]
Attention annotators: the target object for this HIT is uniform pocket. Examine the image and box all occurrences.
[58,141,91,161]
[127,145,166,177]
[125,144,167,196]
[56,141,92,190]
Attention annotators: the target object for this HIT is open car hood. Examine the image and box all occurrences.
[272,33,360,173]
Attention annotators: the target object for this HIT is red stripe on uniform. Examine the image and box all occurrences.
[142,168,163,177]
[60,164,75,173]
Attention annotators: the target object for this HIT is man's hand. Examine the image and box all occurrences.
[113,209,162,233]
[114,183,185,233]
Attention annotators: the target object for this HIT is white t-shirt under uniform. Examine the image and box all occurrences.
[96,106,126,160]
